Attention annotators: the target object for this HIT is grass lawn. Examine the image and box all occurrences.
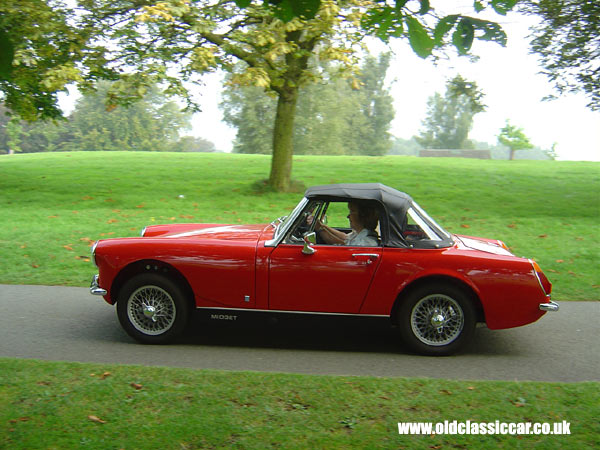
[1,358,598,449]
[0,151,598,299]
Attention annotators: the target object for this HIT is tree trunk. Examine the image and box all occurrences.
[269,88,299,191]
[509,148,515,160]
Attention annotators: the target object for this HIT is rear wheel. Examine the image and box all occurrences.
[117,273,190,344]
[397,284,476,355]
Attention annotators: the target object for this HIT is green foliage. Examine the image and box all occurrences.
[0,0,85,121]
[222,54,394,156]
[519,0,600,110]
[0,83,194,153]
[498,120,534,160]
[416,75,486,149]
[63,82,191,152]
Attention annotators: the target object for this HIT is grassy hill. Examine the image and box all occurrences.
[0,151,598,300]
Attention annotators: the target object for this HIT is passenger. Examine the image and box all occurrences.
[316,201,379,246]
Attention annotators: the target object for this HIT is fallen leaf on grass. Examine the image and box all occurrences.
[439,389,452,395]
[555,259,564,263]
[75,256,91,262]
[63,245,73,251]
[9,417,31,423]
[460,224,470,229]
[538,234,548,238]
[88,415,106,424]
[107,219,118,224]
[130,383,143,390]
[100,372,112,379]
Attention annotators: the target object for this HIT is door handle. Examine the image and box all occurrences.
[352,253,379,265]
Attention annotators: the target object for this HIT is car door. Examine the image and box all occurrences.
[268,243,382,313]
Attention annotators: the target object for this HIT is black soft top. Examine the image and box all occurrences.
[305,183,414,247]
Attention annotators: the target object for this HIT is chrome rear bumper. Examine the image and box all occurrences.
[90,274,107,296]
[539,300,559,312]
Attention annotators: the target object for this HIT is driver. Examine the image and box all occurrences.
[316,201,379,246]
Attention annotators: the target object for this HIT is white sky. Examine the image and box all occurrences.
[59,10,599,161]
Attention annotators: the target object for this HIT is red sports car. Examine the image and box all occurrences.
[90,183,558,355]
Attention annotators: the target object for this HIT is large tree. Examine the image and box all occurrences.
[416,75,486,149]
[518,0,600,110]
[221,53,394,156]
[64,82,191,152]
[497,120,534,160]
[1,0,517,191]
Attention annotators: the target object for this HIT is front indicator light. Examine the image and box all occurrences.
[531,260,552,296]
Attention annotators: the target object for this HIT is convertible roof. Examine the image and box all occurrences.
[305,183,413,247]
[305,183,412,205]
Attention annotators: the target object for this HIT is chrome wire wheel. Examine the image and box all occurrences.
[127,285,177,336]
[410,294,464,347]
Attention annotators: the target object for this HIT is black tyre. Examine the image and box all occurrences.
[116,273,190,344]
[397,284,476,356]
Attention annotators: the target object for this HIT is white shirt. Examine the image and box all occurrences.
[345,229,379,247]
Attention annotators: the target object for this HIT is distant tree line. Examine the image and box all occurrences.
[0,82,216,154]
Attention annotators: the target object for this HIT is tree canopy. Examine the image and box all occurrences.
[497,120,534,160]
[519,0,600,110]
[416,75,486,149]
[221,53,394,156]
[0,83,194,153]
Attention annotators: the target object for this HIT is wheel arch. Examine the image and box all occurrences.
[390,274,485,325]
[111,259,195,310]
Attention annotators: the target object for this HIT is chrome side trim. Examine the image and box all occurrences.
[90,274,108,296]
[539,300,559,312]
[195,306,389,318]
[265,197,309,247]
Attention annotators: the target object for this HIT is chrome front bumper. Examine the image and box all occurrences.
[539,300,559,312]
[90,274,107,296]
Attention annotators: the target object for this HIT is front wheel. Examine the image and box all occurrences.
[117,274,190,344]
[397,284,476,356]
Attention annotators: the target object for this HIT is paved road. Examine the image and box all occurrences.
[1,284,598,382]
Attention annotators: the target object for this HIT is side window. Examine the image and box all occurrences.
[283,200,383,247]
[283,201,324,244]
[320,202,350,229]
[403,207,443,242]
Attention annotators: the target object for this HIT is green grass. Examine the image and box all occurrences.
[1,358,598,449]
[0,152,598,299]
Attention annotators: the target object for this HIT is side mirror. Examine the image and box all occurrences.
[302,232,317,255]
